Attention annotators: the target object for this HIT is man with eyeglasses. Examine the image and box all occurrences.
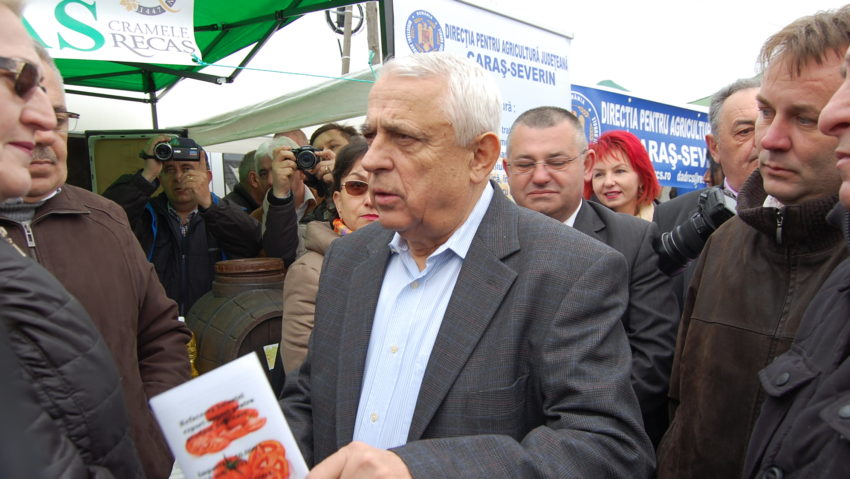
[504,106,678,447]
[0,43,193,479]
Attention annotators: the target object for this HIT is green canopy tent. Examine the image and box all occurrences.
[46,0,360,127]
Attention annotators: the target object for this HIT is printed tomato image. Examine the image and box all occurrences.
[248,440,289,479]
[213,455,251,479]
[205,400,240,423]
[210,441,290,479]
[185,401,268,456]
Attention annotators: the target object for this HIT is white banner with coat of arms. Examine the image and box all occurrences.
[391,0,571,188]
[23,0,200,65]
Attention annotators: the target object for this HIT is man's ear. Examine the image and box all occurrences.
[248,171,260,189]
[501,158,511,178]
[706,134,719,162]
[469,132,501,183]
[583,148,596,183]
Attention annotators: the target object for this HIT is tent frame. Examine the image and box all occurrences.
[62,1,361,127]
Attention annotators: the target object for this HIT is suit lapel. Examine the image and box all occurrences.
[573,201,607,243]
[335,231,392,447]
[407,188,519,441]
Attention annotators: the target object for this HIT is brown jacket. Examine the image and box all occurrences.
[281,220,338,372]
[657,171,848,478]
[743,205,850,478]
[0,185,192,479]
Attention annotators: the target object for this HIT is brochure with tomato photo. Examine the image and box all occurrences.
[150,353,309,479]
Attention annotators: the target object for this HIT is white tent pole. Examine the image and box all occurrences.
[341,6,353,75]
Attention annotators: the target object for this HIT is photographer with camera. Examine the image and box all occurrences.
[104,134,263,315]
[255,136,336,261]
[653,79,760,319]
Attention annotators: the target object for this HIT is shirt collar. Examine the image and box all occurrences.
[563,199,582,227]
[724,178,739,198]
[389,182,494,261]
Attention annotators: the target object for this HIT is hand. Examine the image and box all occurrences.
[141,134,173,182]
[307,442,412,479]
[271,146,297,198]
[178,170,212,209]
[311,149,336,186]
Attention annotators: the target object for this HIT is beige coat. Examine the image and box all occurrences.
[281,220,339,372]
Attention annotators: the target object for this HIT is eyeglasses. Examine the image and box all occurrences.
[341,180,369,196]
[509,150,586,175]
[55,111,79,132]
[0,56,43,98]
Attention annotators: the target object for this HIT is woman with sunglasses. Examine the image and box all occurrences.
[281,137,378,372]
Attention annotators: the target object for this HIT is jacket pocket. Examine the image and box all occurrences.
[463,374,529,418]
[758,348,818,398]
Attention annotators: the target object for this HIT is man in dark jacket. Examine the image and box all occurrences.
[653,77,759,312]
[0,3,143,475]
[223,150,263,212]
[104,134,268,314]
[657,7,850,478]
[504,106,679,446]
[0,51,192,478]
[742,37,850,479]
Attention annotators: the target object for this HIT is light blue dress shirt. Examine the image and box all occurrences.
[352,183,494,449]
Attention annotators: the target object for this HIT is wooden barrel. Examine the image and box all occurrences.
[186,258,285,376]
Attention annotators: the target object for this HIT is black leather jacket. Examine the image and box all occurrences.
[0,236,144,478]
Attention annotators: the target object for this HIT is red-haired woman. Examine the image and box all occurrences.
[586,130,661,221]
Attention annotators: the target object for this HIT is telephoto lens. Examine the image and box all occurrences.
[655,187,737,276]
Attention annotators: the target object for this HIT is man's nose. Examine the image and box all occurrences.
[530,162,551,183]
[758,120,792,152]
[22,88,57,133]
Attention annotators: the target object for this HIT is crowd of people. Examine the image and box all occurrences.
[2,0,850,477]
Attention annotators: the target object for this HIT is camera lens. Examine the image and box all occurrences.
[654,186,737,276]
[154,142,173,161]
[295,148,319,171]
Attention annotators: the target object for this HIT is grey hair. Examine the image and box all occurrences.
[379,52,502,147]
[708,78,760,136]
[255,136,298,174]
[507,106,587,154]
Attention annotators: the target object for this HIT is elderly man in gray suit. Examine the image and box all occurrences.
[281,52,654,478]
[504,106,678,447]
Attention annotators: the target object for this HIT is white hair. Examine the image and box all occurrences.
[254,136,298,173]
[381,52,502,147]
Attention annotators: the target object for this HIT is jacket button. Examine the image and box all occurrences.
[839,404,850,419]
[760,466,784,479]
[774,372,790,386]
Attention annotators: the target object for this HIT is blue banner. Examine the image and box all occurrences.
[571,85,710,190]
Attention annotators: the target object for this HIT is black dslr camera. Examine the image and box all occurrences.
[655,186,738,276]
[141,137,201,162]
[292,146,321,171]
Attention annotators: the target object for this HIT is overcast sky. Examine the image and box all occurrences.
[68,0,846,142]
[478,0,843,105]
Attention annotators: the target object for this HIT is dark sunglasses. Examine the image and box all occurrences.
[0,56,42,98]
[342,180,369,196]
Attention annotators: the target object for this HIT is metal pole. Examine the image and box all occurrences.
[150,91,159,129]
[341,6,353,74]
[366,2,381,64]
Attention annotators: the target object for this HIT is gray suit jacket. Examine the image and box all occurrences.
[574,200,679,446]
[282,186,655,477]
